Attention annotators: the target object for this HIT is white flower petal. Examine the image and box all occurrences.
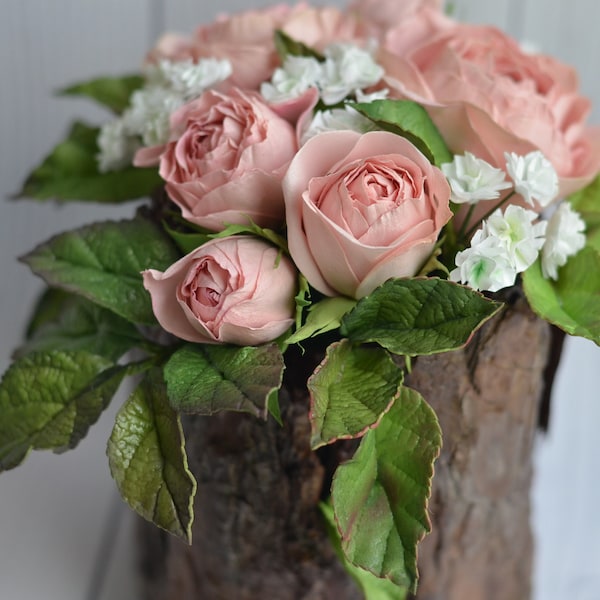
[442,152,511,204]
[505,150,559,207]
[541,202,586,279]
[96,119,140,172]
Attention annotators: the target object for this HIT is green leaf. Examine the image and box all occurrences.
[523,246,600,344]
[24,288,71,338]
[307,340,403,449]
[60,74,144,114]
[321,502,408,600]
[21,217,180,325]
[0,351,122,470]
[340,278,502,356]
[274,29,325,62]
[17,121,161,202]
[294,274,311,331]
[350,100,452,166]
[569,174,600,229]
[287,297,356,344]
[163,223,212,255]
[18,290,143,361]
[164,344,285,419]
[569,176,600,252]
[331,386,442,593]
[267,389,283,426]
[107,370,196,543]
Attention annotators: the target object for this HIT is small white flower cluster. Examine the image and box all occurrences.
[441,152,511,204]
[446,151,585,291]
[450,206,547,292]
[260,42,385,106]
[97,58,232,172]
[442,150,558,208]
[505,151,559,208]
[541,202,586,279]
[301,106,377,144]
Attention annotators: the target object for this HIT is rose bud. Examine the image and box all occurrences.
[284,130,452,298]
[142,236,297,345]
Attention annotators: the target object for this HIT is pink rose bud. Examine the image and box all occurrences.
[135,88,298,232]
[284,130,452,299]
[142,236,297,346]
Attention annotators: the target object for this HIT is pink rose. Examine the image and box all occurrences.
[147,5,293,90]
[283,131,452,299]
[147,4,362,91]
[142,236,297,346]
[136,88,297,231]
[381,22,600,197]
[349,0,445,40]
[280,5,363,51]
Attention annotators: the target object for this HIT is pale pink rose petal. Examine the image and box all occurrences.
[143,236,297,346]
[284,130,451,299]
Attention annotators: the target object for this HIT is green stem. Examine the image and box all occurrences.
[456,204,476,242]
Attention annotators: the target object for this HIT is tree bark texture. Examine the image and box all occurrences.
[138,297,552,600]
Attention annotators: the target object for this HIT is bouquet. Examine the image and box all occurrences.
[3,0,600,596]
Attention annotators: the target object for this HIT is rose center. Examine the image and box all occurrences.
[197,286,221,307]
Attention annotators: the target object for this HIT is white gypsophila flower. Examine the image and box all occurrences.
[319,43,384,105]
[541,201,586,279]
[156,58,232,99]
[441,152,512,204]
[96,119,140,172]
[485,204,547,272]
[355,87,389,103]
[505,150,559,207]
[450,230,518,292]
[260,55,322,103]
[122,87,184,147]
[301,106,377,144]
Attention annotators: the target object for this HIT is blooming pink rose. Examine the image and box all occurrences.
[136,88,297,231]
[147,4,363,91]
[381,22,600,197]
[349,0,445,40]
[280,5,363,51]
[142,236,297,346]
[147,5,293,90]
[283,130,452,299]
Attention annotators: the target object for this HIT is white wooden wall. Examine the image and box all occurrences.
[0,2,598,599]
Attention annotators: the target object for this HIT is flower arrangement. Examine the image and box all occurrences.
[3,0,600,596]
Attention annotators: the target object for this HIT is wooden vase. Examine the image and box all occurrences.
[137,295,553,600]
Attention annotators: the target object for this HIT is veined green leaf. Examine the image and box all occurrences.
[350,100,452,166]
[569,176,600,253]
[340,278,502,356]
[60,74,144,114]
[18,290,143,361]
[274,30,325,61]
[164,344,285,419]
[0,351,124,470]
[21,217,180,325]
[308,340,403,449]
[107,369,196,543]
[321,502,408,600]
[163,223,212,255]
[17,121,161,202]
[331,387,442,593]
[523,246,600,344]
[287,297,356,345]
